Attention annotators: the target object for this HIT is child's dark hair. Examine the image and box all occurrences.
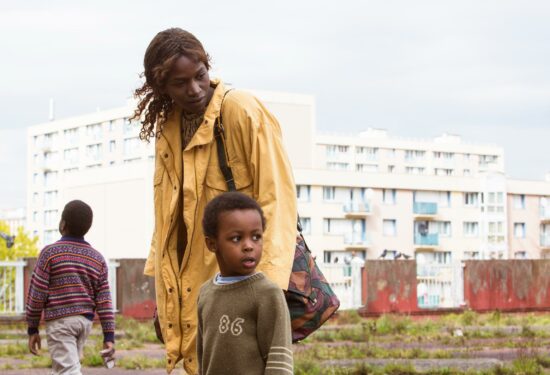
[61,200,93,237]
[202,192,266,238]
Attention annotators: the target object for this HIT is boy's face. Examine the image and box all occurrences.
[206,209,263,277]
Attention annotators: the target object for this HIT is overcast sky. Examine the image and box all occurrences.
[1,0,549,209]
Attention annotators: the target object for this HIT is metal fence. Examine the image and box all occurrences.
[0,261,26,315]
[318,263,363,310]
[417,261,464,309]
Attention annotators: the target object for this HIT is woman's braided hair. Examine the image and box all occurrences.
[132,28,211,142]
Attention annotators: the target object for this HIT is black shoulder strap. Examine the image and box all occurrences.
[214,89,236,191]
[214,89,302,233]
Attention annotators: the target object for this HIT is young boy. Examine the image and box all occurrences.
[197,192,293,374]
[26,200,115,374]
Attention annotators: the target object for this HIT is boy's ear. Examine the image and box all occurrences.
[205,237,217,253]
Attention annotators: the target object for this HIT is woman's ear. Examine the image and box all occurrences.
[205,237,217,253]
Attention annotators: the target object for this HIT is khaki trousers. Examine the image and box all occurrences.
[45,315,93,375]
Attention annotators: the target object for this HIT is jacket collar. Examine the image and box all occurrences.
[155,79,227,175]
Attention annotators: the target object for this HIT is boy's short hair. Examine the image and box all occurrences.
[202,192,266,238]
[61,200,93,237]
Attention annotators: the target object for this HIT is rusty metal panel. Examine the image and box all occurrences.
[362,260,419,314]
[116,259,156,319]
[464,260,550,311]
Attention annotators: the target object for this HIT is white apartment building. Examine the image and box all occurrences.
[27,90,550,270]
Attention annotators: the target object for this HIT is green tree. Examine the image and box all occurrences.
[0,220,39,261]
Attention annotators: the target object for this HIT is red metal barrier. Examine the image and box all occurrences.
[358,260,419,316]
[464,260,550,312]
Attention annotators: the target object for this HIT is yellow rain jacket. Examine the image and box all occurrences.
[143,80,297,374]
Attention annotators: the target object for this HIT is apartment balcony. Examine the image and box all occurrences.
[343,201,371,218]
[541,206,550,223]
[37,160,55,172]
[541,234,550,249]
[413,202,438,219]
[414,233,439,249]
[344,233,369,250]
[40,139,53,152]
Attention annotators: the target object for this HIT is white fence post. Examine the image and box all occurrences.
[108,260,120,312]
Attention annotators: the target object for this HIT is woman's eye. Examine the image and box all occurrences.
[197,72,205,79]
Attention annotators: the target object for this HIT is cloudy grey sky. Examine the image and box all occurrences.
[1,0,549,208]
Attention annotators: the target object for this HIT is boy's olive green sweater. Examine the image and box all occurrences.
[197,273,293,374]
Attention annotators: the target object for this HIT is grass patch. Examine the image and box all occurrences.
[116,355,166,369]
[0,341,28,357]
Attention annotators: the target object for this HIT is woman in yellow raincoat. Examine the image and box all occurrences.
[133,28,297,374]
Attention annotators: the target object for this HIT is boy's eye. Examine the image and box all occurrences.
[230,236,241,243]
[252,234,262,241]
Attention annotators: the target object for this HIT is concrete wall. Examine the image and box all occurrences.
[464,260,550,311]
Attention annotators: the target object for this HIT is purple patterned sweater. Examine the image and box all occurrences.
[26,237,115,342]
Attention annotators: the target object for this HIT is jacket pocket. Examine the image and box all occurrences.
[204,163,253,202]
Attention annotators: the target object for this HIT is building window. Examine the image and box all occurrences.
[326,145,349,156]
[434,251,452,265]
[514,223,526,238]
[43,191,58,207]
[123,118,140,135]
[383,189,396,205]
[63,148,79,165]
[356,146,378,161]
[463,222,479,237]
[404,150,425,161]
[435,168,454,176]
[464,192,479,206]
[323,187,336,201]
[123,137,140,157]
[296,185,311,202]
[405,166,425,175]
[437,221,451,237]
[383,219,397,236]
[513,194,525,209]
[388,165,395,173]
[487,221,505,244]
[463,169,471,176]
[299,217,311,234]
[109,140,116,153]
[85,123,103,141]
[43,210,58,227]
[327,162,349,171]
[85,143,103,162]
[387,149,396,158]
[63,128,79,145]
[323,218,348,235]
[356,164,378,173]
[44,171,58,187]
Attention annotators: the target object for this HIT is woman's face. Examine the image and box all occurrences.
[163,55,212,114]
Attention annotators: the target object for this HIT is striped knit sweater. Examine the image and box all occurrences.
[26,237,115,342]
